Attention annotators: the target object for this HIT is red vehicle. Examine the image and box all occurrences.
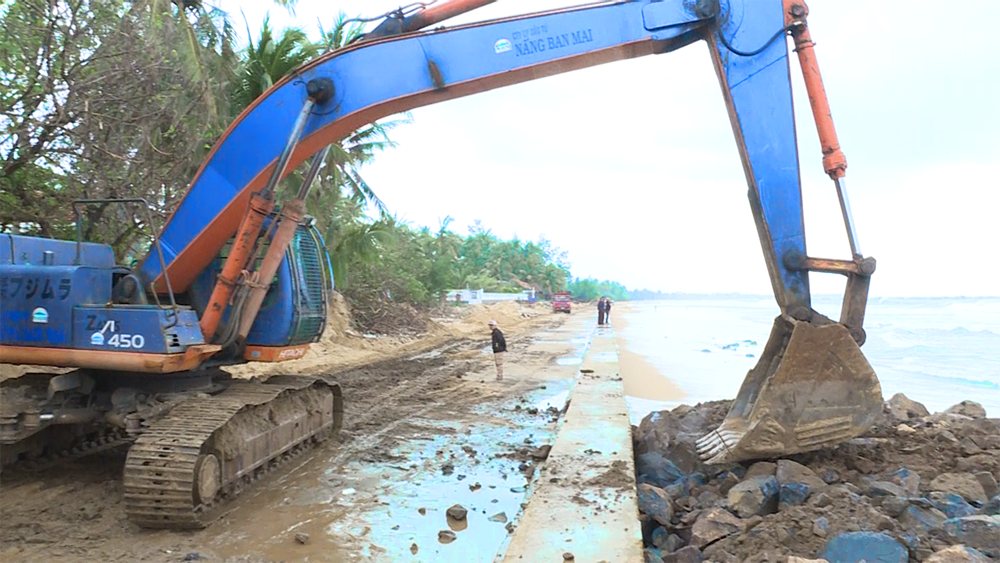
[553,292,572,313]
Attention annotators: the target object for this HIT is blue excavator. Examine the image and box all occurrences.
[0,0,883,528]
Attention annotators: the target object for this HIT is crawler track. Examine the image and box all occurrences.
[123,375,342,529]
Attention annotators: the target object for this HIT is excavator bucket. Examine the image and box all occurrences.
[697,316,883,464]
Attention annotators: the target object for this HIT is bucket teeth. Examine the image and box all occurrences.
[696,316,883,465]
[696,428,744,464]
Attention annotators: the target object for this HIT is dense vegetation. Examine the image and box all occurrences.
[0,0,579,314]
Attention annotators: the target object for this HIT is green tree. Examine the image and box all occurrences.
[1,0,236,258]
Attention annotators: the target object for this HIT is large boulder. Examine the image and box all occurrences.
[776,460,828,490]
[885,394,929,423]
[634,402,731,474]
[820,532,908,563]
[929,473,988,505]
[924,545,992,563]
[637,452,685,489]
[690,508,742,549]
[939,515,1000,557]
[638,483,675,527]
[727,476,779,518]
[945,401,987,419]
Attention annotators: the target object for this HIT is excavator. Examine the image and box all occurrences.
[0,0,883,529]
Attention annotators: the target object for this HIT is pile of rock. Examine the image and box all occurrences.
[633,396,1000,563]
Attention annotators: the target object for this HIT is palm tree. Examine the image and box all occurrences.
[231,16,319,112]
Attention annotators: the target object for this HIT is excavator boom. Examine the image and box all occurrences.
[0,0,882,531]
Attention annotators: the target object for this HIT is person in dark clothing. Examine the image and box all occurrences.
[597,298,606,325]
[489,320,507,381]
[604,297,612,324]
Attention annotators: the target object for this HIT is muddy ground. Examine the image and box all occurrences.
[0,303,590,562]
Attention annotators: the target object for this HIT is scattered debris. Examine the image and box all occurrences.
[446,504,468,521]
[294,532,310,545]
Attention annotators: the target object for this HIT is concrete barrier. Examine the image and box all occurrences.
[503,328,643,562]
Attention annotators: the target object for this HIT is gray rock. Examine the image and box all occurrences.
[881,496,910,517]
[727,476,779,518]
[985,495,1000,516]
[821,531,908,563]
[939,515,1000,557]
[925,413,974,427]
[899,506,948,532]
[924,545,991,563]
[438,529,457,543]
[886,393,929,423]
[867,480,909,498]
[638,483,675,527]
[745,461,777,479]
[637,452,686,489]
[973,472,998,500]
[664,533,686,553]
[776,459,828,490]
[813,516,830,537]
[927,492,978,519]
[718,472,742,496]
[489,512,507,523]
[446,504,468,521]
[663,545,703,563]
[821,469,841,484]
[651,526,671,550]
[945,401,987,419]
[929,473,988,504]
[563,552,575,561]
[779,483,812,508]
[888,468,921,496]
[294,532,310,545]
[644,548,664,563]
[690,508,742,548]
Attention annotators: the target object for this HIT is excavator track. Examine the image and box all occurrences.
[123,375,343,529]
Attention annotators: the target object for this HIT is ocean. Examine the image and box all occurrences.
[617,296,1000,423]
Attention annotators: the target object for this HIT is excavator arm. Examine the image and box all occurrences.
[135,0,882,463]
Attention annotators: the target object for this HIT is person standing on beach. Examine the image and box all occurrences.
[489,320,507,381]
[597,298,606,325]
[604,297,612,324]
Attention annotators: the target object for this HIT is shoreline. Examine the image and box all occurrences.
[608,302,687,403]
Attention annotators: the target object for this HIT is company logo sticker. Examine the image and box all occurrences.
[494,38,512,53]
[31,307,48,324]
[91,332,105,346]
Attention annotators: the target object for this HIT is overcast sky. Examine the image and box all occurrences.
[216,0,999,297]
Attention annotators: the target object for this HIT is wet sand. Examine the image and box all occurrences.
[608,303,687,403]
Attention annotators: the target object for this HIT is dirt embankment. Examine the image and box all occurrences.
[634,395,1000,563]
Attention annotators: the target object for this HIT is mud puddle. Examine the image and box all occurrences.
[208,359,577,563]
